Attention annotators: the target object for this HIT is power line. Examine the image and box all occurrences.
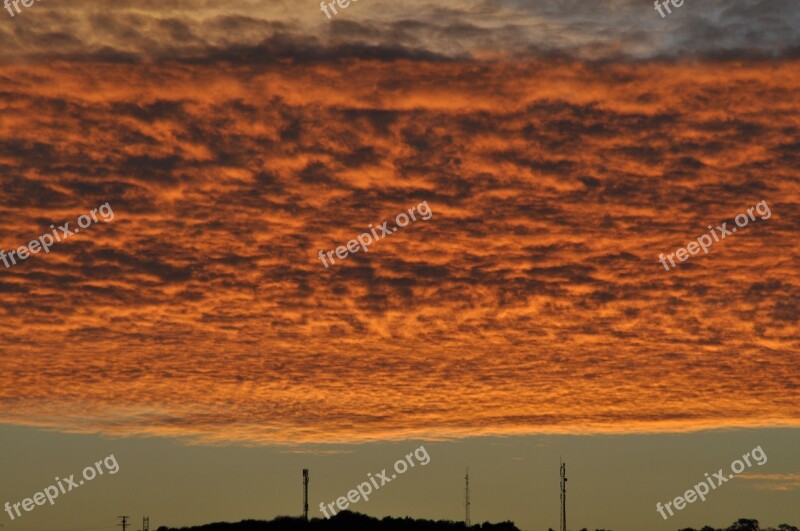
[2,517,117,531]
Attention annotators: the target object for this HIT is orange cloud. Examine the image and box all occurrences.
[0,58,798,444]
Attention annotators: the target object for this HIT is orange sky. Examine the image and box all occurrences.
[0,58,798,444]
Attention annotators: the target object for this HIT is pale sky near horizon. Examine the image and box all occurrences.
[1,426,799,531]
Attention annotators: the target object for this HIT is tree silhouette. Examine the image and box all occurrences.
[674,519,798,531]
[729,519,760,531]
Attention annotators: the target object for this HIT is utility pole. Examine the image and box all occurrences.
[560,460,567,531]
[118,516,129,531]
[302,469,309,522]
[465,467,471,528]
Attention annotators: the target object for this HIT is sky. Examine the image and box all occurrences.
[0,0,799,530]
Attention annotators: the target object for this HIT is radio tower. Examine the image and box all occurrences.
[560,460,567,531]
[464,467,471,528]
[302,469,309,522]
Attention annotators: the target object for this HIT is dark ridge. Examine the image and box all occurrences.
[155,512,518,531]
[155,514,799,531]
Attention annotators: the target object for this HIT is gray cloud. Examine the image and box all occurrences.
[1,0,798,62]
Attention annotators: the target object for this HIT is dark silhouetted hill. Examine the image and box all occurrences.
[156,512,519,531]
[156,514,798,531]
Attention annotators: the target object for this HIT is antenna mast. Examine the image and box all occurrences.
[302,469,309,521]
[560,460,567,531]
[465,467,471,527]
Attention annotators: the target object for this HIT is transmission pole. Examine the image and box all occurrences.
[302,469,309,522]
[141,516,149,531]
[118,516,129,531]
[465,467,471,528]
[560,460,567,531]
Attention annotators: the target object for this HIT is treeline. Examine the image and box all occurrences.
[156,511,519,531]
[156,514,798,531]
[678,519,798,531]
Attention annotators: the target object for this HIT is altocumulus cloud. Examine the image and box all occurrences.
[0,56,798,444]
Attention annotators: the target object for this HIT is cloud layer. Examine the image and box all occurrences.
[2,0,799,62]
[0,56,798,444]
